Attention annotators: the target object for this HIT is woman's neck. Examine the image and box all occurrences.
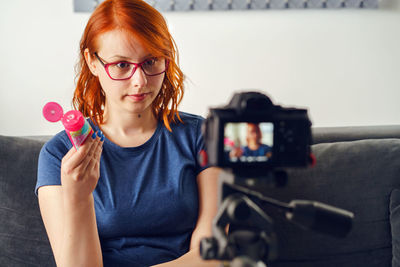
[247,141,260,151]
[100,107,158,147]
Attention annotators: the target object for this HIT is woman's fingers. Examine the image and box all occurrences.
[85,135,104,174]
[81,132,104,173]
[62,131,99,172]
[76,131,103,171]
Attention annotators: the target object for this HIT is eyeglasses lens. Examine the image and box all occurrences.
[108,58,166,79]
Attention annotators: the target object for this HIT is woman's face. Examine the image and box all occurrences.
[246,124,261,143]
[87,29,165,117]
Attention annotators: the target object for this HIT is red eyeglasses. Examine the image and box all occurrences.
[94,52,169,81]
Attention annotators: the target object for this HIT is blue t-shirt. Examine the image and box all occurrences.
[35,112,208,266]
[242,144,271,157]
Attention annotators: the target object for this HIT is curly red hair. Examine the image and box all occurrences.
[73,0,184,131]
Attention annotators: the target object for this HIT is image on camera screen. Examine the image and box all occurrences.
[224,122,273,163]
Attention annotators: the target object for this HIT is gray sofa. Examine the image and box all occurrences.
[1,125,400,267]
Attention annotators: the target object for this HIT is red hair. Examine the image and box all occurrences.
[246,123,262,144]
[73,0,184,131]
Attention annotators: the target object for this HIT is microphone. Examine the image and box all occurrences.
[285,200,354,238]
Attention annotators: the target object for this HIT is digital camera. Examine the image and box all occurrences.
[202,91,313,174]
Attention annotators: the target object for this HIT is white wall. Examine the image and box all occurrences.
[1,0,399,136]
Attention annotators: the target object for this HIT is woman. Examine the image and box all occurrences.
[35,1,220,266]
[229,123,272,159]
[242,123,272,157]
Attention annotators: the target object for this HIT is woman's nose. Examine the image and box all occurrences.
[130,67,147,88]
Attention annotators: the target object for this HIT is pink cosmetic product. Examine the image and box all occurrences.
[42,102,94,150]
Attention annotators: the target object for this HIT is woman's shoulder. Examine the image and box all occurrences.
[170,111,204,133]
[177,111,205,123]
[40,130,72,158]
[260,143,271,149]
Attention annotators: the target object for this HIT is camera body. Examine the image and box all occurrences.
[202,91,313,174]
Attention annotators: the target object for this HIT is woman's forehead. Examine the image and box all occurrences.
[247,124,258,129]
[96,29,150,61]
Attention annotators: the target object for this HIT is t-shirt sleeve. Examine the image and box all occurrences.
[35,132,71,196]
[195,117,210,175]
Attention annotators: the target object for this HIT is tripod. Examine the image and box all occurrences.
[200,170,354,267]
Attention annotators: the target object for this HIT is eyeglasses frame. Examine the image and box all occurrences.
[94,52,169,81]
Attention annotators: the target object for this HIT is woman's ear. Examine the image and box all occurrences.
[84,48,98,76]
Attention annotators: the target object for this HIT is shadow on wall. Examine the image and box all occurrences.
[72,0,400,12]
[381,0,400,9]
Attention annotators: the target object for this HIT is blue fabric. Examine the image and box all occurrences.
[35,112,208,267]
[242,144,271,157]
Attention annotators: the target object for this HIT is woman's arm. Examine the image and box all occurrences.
[152,167,221,267]
[39,187,102,267]
[38,135,104,267]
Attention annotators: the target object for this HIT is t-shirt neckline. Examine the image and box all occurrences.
[89,119,163,154]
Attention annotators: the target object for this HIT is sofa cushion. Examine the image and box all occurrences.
[257,139,400,267]
[0,135,55,266]
[390,188,400,267]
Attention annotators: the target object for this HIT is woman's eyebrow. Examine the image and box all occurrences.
[109,55,130,60]
[109,54,153,61]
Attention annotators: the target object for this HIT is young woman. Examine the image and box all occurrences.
[35,1,220,266]
[242,123,272,157]
[229,123,272,160]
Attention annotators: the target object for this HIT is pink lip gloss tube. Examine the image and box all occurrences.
[43,102,94,150]
[61,110,93,150]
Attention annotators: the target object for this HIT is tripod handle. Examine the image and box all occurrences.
[286,200,354,238]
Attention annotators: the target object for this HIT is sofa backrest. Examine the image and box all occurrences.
[0,135,55,267]
[312,125,400,144]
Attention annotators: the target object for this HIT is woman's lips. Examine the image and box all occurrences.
[127,93,150,102]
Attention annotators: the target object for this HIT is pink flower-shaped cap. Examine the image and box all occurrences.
[43,102,64,122]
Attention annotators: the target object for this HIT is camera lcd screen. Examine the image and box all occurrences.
[224,122,274,163]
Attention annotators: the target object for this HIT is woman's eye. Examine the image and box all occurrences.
[116,62,130,69]
[144,58,157,66]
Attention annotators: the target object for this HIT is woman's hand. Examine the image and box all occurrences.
[60,131,104,203]
[229,146,243,158]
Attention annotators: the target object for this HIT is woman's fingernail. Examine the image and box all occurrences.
[97,131,102,138]
[100,135,104,141]
[92,132,97,139]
